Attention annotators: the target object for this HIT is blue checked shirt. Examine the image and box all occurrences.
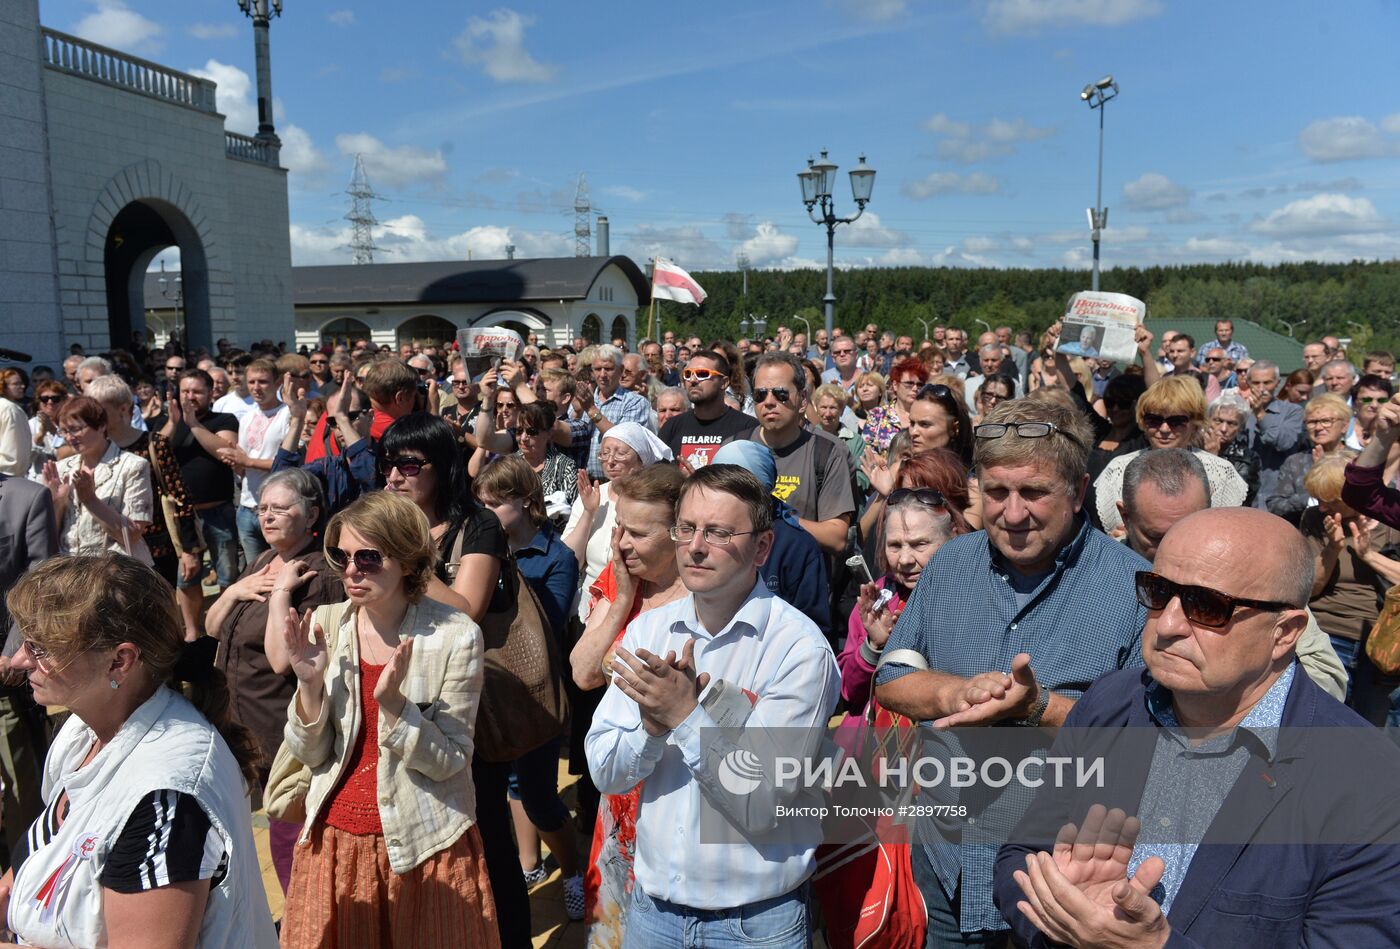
[586,387,653,479]
[1194,339,1249,366]
[876,518,1150,933]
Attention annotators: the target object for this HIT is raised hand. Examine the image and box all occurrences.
[857,582,896,649]
[1135,323,1154,355]
[861,452,896,498]
[282,607,328,685]
[282,372,308,420]
[934,652,1040,728]
[1377,395,1400,442]
[69,464,97,504]
[166,396,183,428]
[1012,805,1170,949]
[374,637,413,717]
[1323,512,1347,550]
[41,459,68,504]
[275,558,319,595]
[1348,517,1375,559]
[500,359,526,390]
[608,524,638,604]
[578,470,600,515]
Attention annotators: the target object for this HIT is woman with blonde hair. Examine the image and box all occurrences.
[852,371,886,419]
[1093,375,1248,533]
[5,554,276,949]
[1268,392,1354,526]
[274,490,498,948]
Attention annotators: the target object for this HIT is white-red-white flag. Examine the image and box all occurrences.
[651,258,707,306]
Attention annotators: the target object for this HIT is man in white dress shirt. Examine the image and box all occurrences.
[586,463,840,948]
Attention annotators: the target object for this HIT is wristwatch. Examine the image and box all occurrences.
[588,409,603,423]
[1022,686,1050,727]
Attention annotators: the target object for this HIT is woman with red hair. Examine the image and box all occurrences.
[860,356,928,453]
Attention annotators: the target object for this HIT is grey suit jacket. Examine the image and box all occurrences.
[0,475,57,656]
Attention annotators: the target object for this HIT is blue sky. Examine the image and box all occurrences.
[43,0,1400,274]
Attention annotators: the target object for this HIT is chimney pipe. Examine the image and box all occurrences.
[596,216,610,256]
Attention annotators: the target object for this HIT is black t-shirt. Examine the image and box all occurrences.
[170,411,239,505]
[436,504,512,611]
[659,407,756,468]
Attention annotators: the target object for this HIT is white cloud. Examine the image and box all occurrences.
[1122,172,1193,211]
[334,133,448,188]
[73,0,163,56]
[188,22,237,40]
[920,113,1054,163]
[625,224,727,272]
[738,223,800,266]
[878,248,926,266]
[836,0,909,20]
[979,0,1163,33]
[191,60,256,134]
[1298,116,1400,162]
[280,124,330,179]
[902,171,1001,199]
[290,217,571,266]
[962,236,1001,254]
[328,9,356,26]
[453,9,556,83]
[843,211,911,248]
[1251,193,1388,237]
[601,185,647,203]
[1179,236,1250,258]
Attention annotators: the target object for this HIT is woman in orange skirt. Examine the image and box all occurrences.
[270,491,499,948]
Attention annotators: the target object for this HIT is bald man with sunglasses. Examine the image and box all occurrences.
[996,507,1400,949]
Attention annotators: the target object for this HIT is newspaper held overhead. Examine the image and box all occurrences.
[1056,291,1147,364]
[456,327,525,383]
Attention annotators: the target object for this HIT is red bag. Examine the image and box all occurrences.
[813,700,927,949]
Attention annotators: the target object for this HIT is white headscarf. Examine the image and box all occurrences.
[602,422,673,466]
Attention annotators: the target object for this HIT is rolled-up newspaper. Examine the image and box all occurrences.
[455,327,525,384]
[1056,291,1146,364]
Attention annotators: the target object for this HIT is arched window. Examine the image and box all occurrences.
[397,315,458,349]
[582,314,603,345]
[321,317,372,347]
[611,315,630,348]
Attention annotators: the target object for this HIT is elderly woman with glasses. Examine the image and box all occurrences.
[1094,375,1248,534]
[271,491,499,949]
[42,395,155,563]
[1203,392,1262,506]
[209,468,344,892]
[562,422,672,623]
[1345,372,1394,451]
[5,555,277,949]
[1267,392,1354,526]
[974,374,1016,424]
[861,357,929,453]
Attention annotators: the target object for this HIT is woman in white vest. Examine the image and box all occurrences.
[2,554,276,949]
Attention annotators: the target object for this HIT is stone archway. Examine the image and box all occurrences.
[396,314,458,349]
[86,160,219,351]
[320,317,372,347]
[611,315,630,348]
[582,314,602,345]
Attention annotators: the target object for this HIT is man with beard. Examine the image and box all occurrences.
[658,351,754,469]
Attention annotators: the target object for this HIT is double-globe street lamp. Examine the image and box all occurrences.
[1080,75,1118,292]
[738,314,768,342]
[798,150,876,342]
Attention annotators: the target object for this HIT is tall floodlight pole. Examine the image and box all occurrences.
[238,0,283,151]
[798,150,875,341]
[1080,75,1118,291]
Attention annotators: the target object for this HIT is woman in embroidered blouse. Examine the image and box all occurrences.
[514,401,577,531]
[2,554,276,949]
[273,491,498,949]
[861,357,929,453]
[41,396,154,565]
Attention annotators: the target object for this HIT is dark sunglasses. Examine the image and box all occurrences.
[381,456,428,477]
[1357,396,1388,405]
[1142,413,1191,430]
[888,488,947,509]
[325,546,385,574]
[309,358,329,365]
[38,395,65,404]
[1135,571,1297,629]
[753,387,793,404]
[330,410,365,426]
[1104,398,1134,411]
[916,383,956,404]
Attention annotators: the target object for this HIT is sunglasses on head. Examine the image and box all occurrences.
[381,456,427,476]
[682,367,726,382]
[916,383,955,404]
[1135,571,1297,629]
[1143,413,1191,430]
[325,546,384,574]
[888,487,947,510]
[753,386,793,404]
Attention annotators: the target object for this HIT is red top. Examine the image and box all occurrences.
[323,659,386,836]
[302,409,395,463]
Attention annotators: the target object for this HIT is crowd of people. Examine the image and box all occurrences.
[0,315,1396,948]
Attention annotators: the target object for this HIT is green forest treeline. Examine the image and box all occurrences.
[647,260,1400,356]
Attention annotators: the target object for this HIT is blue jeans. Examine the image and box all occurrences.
[1328,634,1360,706]
[911,845,1009,948]
[236,504,270,568]
[507,738,570,834]
[177,503,240,590]
[621,883,811,949]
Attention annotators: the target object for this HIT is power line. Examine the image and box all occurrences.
[345,154,383,265]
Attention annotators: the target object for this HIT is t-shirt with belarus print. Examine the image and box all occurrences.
[659,407,756,469]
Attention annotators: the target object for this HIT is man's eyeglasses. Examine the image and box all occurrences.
[832,348,856,357]
[682,367,726,383]
[1104,398,1134,412]
[888,488,946,510]
[1135,571,1297,629]
[309,358,329,366]
[165,364,184,372]
[1142,413,1191,431]
[450,379,473,389]
[669,525,756,546]
[974,421,1080,445]
[325,546,385,574]
[381,456,428,477]
[1357,396,1388,405]
[753,387,793,404]
[415,367,433,377]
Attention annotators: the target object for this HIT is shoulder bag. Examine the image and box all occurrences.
[1366,584,1400,677]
